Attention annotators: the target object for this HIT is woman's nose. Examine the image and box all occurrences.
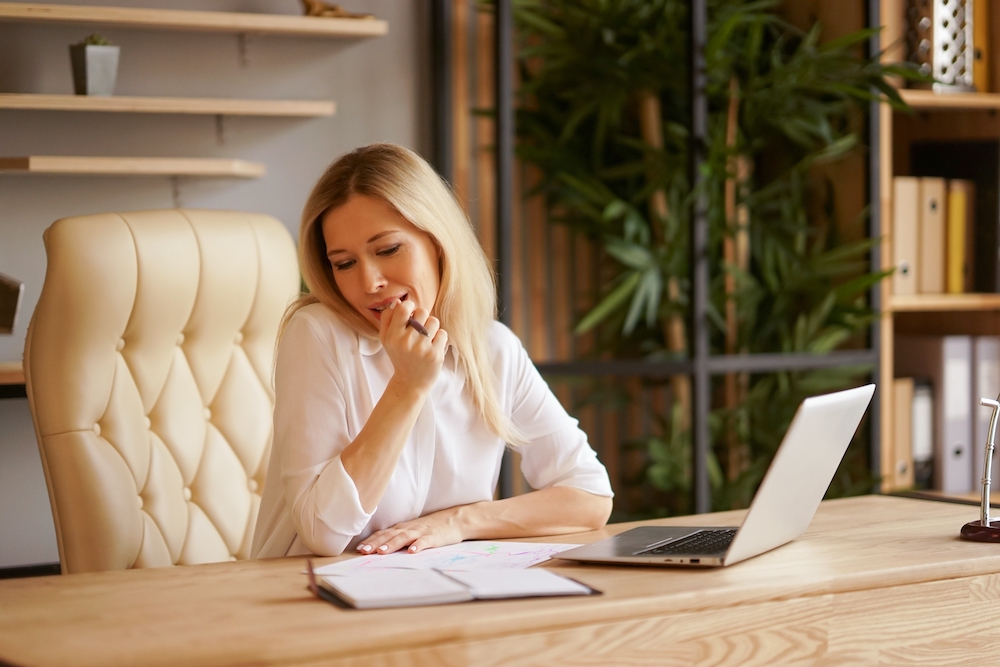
[361,261,387,292]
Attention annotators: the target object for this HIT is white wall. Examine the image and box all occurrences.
[0,0,429,568]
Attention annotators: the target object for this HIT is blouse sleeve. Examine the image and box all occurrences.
[272,313,375,556]
[500,326,614,498]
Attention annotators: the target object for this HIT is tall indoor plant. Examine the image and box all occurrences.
[514,0,915,514]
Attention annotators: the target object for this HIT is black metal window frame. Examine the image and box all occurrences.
[431,0,883,512]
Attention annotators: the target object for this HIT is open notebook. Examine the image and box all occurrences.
[313,568,597,609]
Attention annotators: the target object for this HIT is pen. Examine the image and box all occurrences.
[407,317,430,337]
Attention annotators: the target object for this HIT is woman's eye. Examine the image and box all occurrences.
[377,244,401,257]
[333,260,355,271]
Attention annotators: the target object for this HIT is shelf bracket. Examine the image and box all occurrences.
[236,33,250,68]
[215,114,226,146]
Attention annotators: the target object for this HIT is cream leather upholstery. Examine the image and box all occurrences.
[24,210,299,574]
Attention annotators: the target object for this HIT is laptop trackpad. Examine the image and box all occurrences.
[562,526,700,559]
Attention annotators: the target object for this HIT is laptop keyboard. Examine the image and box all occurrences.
[635,529,738,556]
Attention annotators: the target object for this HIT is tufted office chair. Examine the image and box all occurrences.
[24,210,299,574]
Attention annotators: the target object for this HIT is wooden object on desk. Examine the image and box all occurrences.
[3,496,1000,666]
[0,361,24,385]
[0,156,265,178]
[0,93,335,117]
[0,3,388,37]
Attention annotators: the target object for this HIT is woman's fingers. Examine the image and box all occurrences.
[358,529,413,555]
[355,526,445,555]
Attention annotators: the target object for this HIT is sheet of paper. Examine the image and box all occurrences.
[314,541,578,575]
[443,569,592,599]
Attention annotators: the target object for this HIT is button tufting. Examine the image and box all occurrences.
[144,416,152,430]
[204,407,212,420]
[116,338,125,352]
[176,333,185,346]
[92,423,101,437]
[137,496,144,509]
[183,487,192,501]
[234,332,244,344]
[248,479,259,493]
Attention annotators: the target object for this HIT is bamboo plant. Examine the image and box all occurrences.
[513,0,918,514]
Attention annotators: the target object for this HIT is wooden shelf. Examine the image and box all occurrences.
[0,3,387,37]
[0,156,265,178]
[899,89,1000,111]
[889,293,1000,312]
[0,362,24,386]
[0,93,335,117]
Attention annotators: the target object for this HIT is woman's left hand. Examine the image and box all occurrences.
[357,507,464,555]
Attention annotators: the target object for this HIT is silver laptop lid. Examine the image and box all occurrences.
[723,383,875,565]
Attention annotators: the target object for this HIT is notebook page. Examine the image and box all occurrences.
[443,569,592,600]
[319,570,473,609]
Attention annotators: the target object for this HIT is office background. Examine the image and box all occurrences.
[0,0,429,569]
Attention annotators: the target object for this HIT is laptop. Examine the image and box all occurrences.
[556,384,875,568]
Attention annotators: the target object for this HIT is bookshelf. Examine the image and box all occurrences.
[879,1,1000,493]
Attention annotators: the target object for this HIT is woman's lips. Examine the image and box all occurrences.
[371,294,409,320]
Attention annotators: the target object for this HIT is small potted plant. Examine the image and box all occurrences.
[69,33,119,96]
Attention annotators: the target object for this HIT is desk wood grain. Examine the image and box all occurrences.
[1,496,999,666]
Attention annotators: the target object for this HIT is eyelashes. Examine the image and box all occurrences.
[331,244,402,271]
[377,244,401,257]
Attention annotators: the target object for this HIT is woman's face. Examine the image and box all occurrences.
[322,194,441,329]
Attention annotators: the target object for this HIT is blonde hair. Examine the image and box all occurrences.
[284,143,521,445]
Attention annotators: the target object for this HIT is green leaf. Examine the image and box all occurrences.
[575,271,642,334]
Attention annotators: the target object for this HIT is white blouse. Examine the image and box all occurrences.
[251,303,613,558]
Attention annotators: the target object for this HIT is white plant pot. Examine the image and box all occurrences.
[69,44,120,96]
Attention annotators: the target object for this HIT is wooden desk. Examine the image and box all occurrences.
[2,495,1000,666]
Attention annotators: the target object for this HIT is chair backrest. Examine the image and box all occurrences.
[24,210,299,573]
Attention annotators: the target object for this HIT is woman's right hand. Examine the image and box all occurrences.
[379,298,448,394]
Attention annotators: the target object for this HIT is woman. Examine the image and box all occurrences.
[252,143,613,559]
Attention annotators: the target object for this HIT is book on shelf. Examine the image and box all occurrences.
[947,179,976,294]
[918,177,947,294]
[912,141,1000,293]
[314,568,597,610]
[912,380,935,490]
[974,0,992,92]
[892,377,916,488]
[892,176,919,296]
[892,176,977,296]
[895,335,974,495]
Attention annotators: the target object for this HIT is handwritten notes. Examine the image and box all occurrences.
[313,541,578,575]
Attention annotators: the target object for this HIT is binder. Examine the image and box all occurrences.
[973,336,1000,489]
[946,179,976,293]
[911,141,1000,293]
[892,176,919,295]
[918,178,947,294]
[892,377,915,488]
[895,335,974,494]
[974,0,991,93]
[912,381,935,490]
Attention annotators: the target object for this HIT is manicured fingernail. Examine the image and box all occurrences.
[389,300,398,310]
[408,545,416,553]
[360,544,372,552]
[378,545,388,552]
